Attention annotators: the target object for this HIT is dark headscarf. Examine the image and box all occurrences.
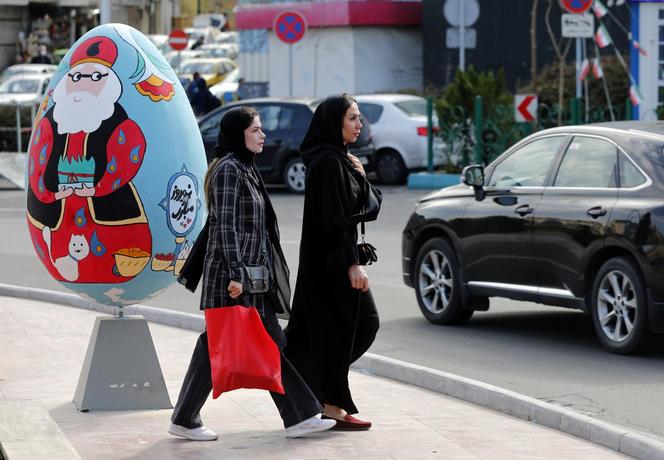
[300,94,356,154]
[212,106,259,163]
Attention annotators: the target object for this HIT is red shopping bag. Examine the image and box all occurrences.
[205,305,284,398]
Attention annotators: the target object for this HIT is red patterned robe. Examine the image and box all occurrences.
[26,104,152,283]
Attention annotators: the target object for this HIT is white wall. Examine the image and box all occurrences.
[639,3,660,120]
[353,27,422,94]
[237,26,423,97]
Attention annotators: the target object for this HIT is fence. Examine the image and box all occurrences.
[0,102,40,153]
[433,96,636,171]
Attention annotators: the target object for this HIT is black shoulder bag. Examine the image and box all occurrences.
[356,179,381,266]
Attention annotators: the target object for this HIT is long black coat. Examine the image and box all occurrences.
[284,147,379,414]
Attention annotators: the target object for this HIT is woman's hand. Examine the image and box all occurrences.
[228,280,243,299]
[347,153,366,176]
[348,264,369,291]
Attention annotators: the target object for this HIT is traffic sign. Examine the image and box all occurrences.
[515,94,538,122]
[446,28,477,48]
[443,0,480,27]
[560,0,593,14]
[274,11,307,44]
[562,13,594,37]
[168,29,188,51]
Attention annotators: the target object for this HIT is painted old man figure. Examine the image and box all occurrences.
[27,36,151,284]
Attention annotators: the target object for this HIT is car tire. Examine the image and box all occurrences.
[590,257,652,354]
[283,157,306,194]
[376,149,407,185]
[414,237,473,325]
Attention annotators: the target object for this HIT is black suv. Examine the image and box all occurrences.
[198,98,375,193]
[402,122,664,354]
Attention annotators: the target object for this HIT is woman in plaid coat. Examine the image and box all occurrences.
[169,107,335,441]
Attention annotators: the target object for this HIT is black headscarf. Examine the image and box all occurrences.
[212,106,258,163]
[300,94,354,155]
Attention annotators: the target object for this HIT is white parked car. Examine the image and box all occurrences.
[356,94,444,184]
[209,68,240,102]
[0,64,57,84]
[0,74,52,106]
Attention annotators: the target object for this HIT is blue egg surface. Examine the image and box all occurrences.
[25,24,208,306]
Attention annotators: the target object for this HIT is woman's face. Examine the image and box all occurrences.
[244,115,265,153]
[341,102,363,145]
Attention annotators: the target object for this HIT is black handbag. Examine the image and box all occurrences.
[242,265,270,294]
[357,220,378,266]
[177,218,210,293]
[356,176,379,265]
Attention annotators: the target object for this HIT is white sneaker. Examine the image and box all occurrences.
[168,423,218,441]
[285,415,336,439]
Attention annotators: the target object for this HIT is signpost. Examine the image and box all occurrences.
[168,29,188,74]
[274,11,307,97]
[559,0,593,111]
[515,94,538,123]
[443,0,480,71]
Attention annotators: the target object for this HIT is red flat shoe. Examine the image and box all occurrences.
[322,414,372,431]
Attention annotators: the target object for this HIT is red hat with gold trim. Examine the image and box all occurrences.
[70,36,118,68]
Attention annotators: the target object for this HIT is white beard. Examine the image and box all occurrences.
[52,66,122,135]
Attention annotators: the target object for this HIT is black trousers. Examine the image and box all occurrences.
[171,298,322,429]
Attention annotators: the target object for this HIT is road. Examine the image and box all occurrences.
[2,184,664,440]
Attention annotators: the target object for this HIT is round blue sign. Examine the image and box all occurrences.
[274,11,307,44]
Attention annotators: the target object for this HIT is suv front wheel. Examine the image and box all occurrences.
[414,237,473,325]
[591,257,651,354]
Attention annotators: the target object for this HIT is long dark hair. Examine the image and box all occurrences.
[204,106,259,210]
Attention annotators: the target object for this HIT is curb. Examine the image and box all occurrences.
[2,283,663,459]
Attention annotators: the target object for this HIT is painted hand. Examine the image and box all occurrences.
[74,183,96,197]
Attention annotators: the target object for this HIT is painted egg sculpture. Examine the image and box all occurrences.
[25,24,208,306]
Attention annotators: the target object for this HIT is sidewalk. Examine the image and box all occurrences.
[0,296,626,459]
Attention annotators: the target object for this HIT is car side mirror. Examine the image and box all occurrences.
[462,165,485,201]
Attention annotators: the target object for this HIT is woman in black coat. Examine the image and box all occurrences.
[284,94,380,431]
[169,107,335,441]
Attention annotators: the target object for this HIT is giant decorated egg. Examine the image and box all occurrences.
[25,24,208,306]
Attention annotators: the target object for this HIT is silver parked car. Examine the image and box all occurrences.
[356,94,444,184]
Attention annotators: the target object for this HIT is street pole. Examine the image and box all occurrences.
[459,2,466,71]
[100,0,111,24]
[288,45,293,97]
[575,37,582,99]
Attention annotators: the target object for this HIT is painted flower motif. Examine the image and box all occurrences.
[118,129,126,145]
[74,207,87,227]
[39,145,47,165]
[112,179,122,190]
[38,176,45,194]
[107,156,117,174]
[91,230,106,256]
[129,146,141,164]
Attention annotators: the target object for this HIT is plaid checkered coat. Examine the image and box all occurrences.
[200,153,271,309]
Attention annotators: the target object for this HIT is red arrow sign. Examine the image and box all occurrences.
[515,94,538,122]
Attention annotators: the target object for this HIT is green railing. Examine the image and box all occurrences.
[434,96,635,170]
